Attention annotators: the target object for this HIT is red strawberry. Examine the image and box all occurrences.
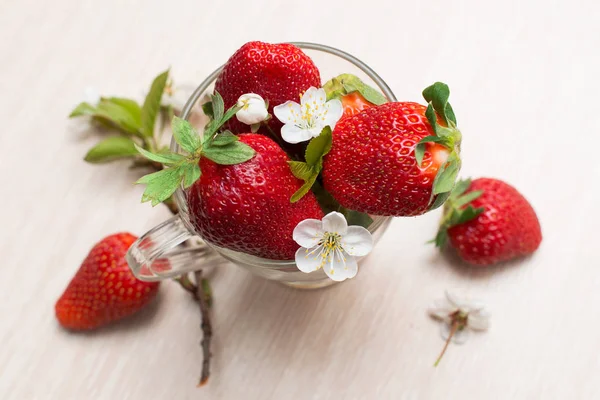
[186,134,324,260]
[55,233,160,330]
[340,91,375,118]
[322,83,462,216]
[435,178,542,266]
[214,41,321,139]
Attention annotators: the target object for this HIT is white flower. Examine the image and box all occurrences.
[428,291,490,366]
[84,86,100,106]
[293,211,373,282]
[161,81,196,111]
[236,93,269,125]
[273,87,343,144]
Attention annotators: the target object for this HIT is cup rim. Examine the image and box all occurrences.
[172,42,396,267]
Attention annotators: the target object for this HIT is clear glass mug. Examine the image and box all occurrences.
[126,42,397,289]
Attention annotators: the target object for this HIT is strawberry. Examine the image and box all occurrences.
[55,233,160,330]
[322,82,462,216]
[187,133,324,259]
[135,95,324,260]
[434,178,542,266]
[322,74,387,119]
[214,41,321,139]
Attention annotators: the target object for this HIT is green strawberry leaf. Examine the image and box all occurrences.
[182,162,202,188]
[172,116,202,154]
[288,161,314,181]
[423,82,450,123]
[69,102,97,117]
[106,97,142,126]
[141,69,169,137]
[433,157,460,195]
[290,174,319,203]
[202,101,213,119]
[137,165,186,206]
[211,92,225,123]
[305,126,333,167]
[429,190,452,211]
[450,178,472,200]
[323,73,387,105]
[454,190,483,208]
[453,204,485,225]
[445,103,457,125]
[84,136,139,163]
[209,131,239,147]
[95,99,142,135]
[134,144,185,165]
[202,141,255,165]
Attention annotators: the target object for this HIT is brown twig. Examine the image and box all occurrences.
[194,270,212,387]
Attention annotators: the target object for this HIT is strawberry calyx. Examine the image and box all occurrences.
[323,73,388,105]
[432,178,485,247]
[135,92,256,206]
[417,82,463,211]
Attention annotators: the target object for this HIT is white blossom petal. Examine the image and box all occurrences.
[295,246,324,273]
[322,212,348,235]
[323,250,357,282]
[274,101,302,125]
[468,310,490,331]
[293,219,324,249]
[341,226,373,256]
[441,324,470,344]
[281,124,314,144]
[428,301,455,323]
[300,87,325,106]
[323,99,343,129]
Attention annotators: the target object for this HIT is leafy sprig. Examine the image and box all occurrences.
[414,82,463,211]
[431,178,485,247]
[135,93,255,206]
[69,70,171,163]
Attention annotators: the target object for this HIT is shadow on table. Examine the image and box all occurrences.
[220,270,371,376]
[431,245,536,279]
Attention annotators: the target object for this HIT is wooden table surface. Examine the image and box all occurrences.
[2,0,599,398]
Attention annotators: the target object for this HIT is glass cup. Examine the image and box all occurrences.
[126,42,397,289]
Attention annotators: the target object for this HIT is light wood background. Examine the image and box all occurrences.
[1,0,599,398]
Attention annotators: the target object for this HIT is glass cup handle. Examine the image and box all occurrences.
[126,216,222,281]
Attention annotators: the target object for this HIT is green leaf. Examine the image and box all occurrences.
[136,165,186,206]
[423,83,449,118]
[433,158,460,195]
[322,76,346,100]
[323,74,387,105]
[433,229,448,248]
[445,103,457,125]
[84,136,139,163]
[202,101,214,118]
[182,162,202,188]
[305,127,333,167]
[290,174,318,203]
[344,210,374,229]
[220,104,242,127]
[95,100,141,134]
[424,104,438,136]
[134,144,185,165]
[172,116,202,154]
[288,161,314,181]
[141,69,169,137]
[211,92,225,123]
[429,190,452,211]
[202,141,255,165]
[453,205,485,225]
[69,102,97,117]
[210,131,239,147]
[450,178,472,200]
[107,97,142,126]
[454,190,483,208]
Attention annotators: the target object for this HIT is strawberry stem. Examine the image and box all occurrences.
[434,319,459,367]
